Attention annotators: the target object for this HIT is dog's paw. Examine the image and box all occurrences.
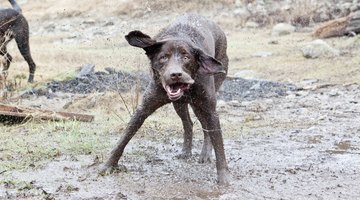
[217,169,232,186]
[198,152,212,163]
[99,164,127,176]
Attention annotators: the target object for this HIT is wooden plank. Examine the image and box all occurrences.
[0,104,94,123]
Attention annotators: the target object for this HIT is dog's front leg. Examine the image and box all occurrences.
[192,100,230,185]
[101,82,169,173]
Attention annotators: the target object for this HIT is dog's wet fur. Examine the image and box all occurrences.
[0,0,36,82]
[102,14,230,185]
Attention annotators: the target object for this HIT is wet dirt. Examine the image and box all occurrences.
[1,83,359,199]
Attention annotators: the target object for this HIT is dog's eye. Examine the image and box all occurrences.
[183,56,190,62]
[159,56,168,63]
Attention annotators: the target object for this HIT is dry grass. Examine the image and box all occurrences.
[289,0,319,26]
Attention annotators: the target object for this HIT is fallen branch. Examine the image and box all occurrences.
[313,12,360,38]
[313,16,352,38]
[0,104,94,124]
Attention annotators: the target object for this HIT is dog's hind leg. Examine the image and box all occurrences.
[14,27,36,82]
[173,102,193,158]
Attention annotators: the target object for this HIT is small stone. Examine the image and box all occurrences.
[105,67,117,74]
[217,100,227,109]
[76,64,95,78]
[245,21,259,28]
[328,89,340,97]
[253,51,273,57]
[271,23,296,36]
[269,40,279,44]
[103,21,115,27]
[82,19,96,25]
[233,70,257,79]
[300,79,319,85]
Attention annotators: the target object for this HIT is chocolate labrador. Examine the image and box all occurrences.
[0,0,36,82]
[102,14,230,185]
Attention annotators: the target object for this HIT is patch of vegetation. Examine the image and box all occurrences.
[0,120,113,171]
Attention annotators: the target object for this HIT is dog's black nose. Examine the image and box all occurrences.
[170,72,182,80]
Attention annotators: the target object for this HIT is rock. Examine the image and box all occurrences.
[233,70,257,79]
[300,79,319,85]
[268,40,279,45]
[301,39,340,59]
[350,0,360,12]
[253,51,273,57]
[76,64,95,78]
[271,23,296,36]
[44,23,56,32]
[250,82,261,90]
[228,100,241,107]
[328,89,343,97]
[103,21,115,27]
[105,67,117,74]
[346,11,360,34]
[233,8,250,18]
[245,21,259,28]
[82,19,96,25]
[342,2,353,10]
[217,100,227,109]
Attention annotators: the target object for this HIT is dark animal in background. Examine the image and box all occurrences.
[101,14,230,185]
[0,0,36,82]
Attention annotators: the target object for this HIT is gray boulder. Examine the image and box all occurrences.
[301,39,340,59]
[271,23,296,36]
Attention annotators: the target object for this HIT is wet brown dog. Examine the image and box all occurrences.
[102,14,230,185]
[0,0,36,82]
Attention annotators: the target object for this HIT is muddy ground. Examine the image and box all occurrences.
[1,0,360,199]
[1,83,360,199]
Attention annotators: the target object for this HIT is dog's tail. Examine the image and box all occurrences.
[8,0,22,13]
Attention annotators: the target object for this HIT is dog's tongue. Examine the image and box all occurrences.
[166,84,182,95]
[171,83,182,92]
[165,83,189,101]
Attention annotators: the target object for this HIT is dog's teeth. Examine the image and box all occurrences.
[174,88,181,94]
[166,85,172,93]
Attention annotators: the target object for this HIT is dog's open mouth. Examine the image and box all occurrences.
[165,82,191,101]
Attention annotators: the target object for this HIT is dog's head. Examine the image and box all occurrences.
[125,30,225,101]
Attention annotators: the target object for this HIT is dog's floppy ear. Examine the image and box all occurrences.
[125,31,156,48]
[196,49,225,75]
